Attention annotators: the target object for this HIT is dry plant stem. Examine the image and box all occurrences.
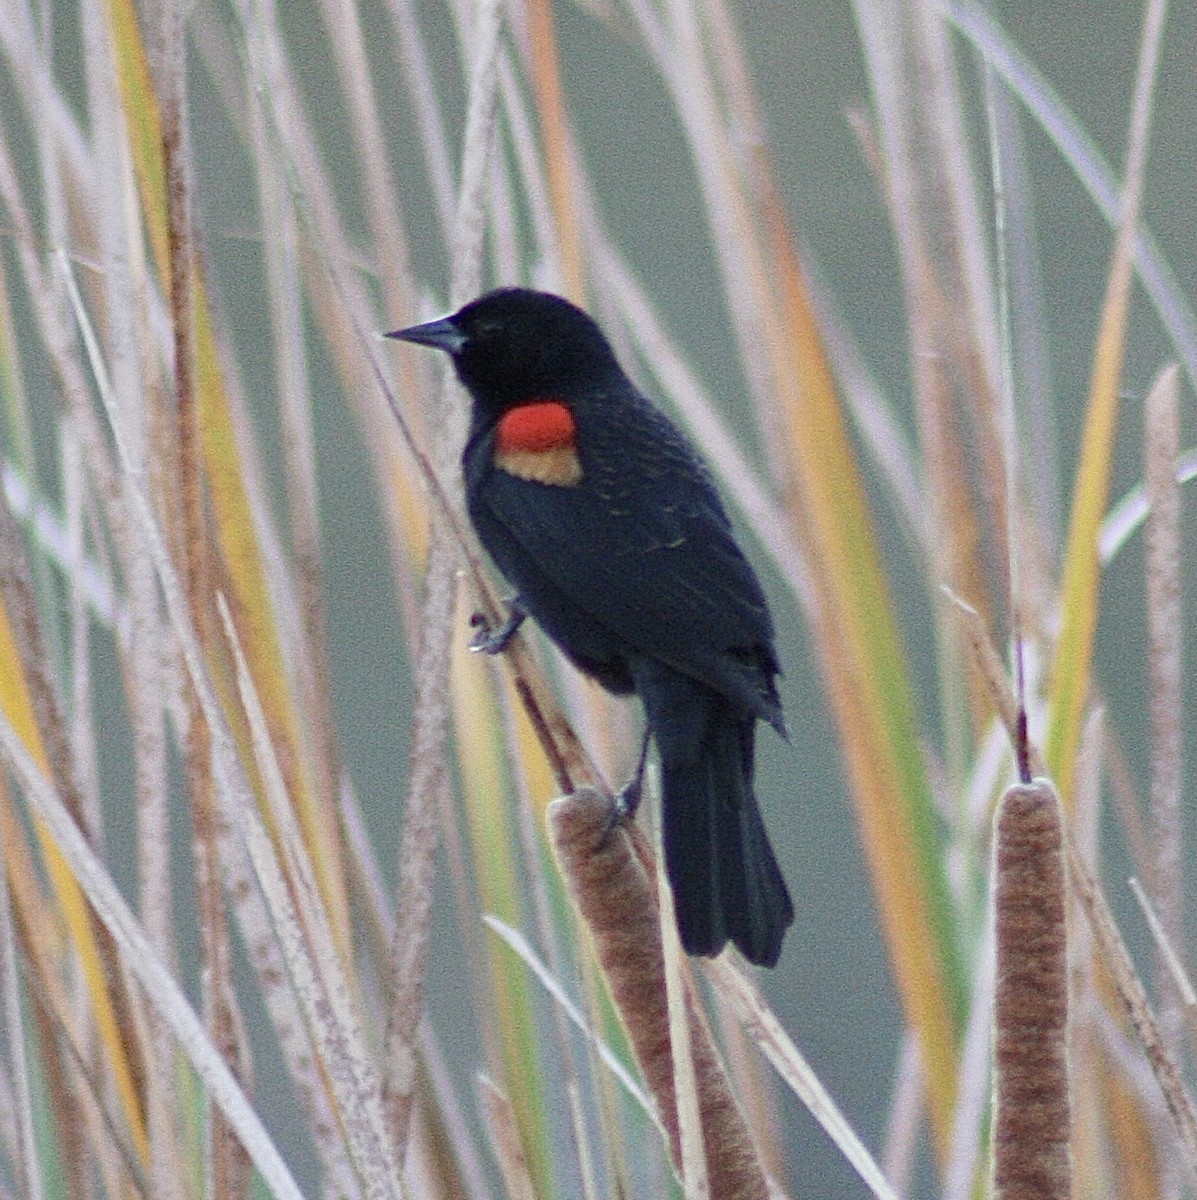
[382,521,457,1159]
[88,0,178,1184]
[0,494,146,1176]
[219,600,407,1200]
[1044,0,1165,804]
[983,58,1031,785]
[881,1035,922,1194]
[315,0,413,302]
[994,94,1065,554]
[713,985,786,1184]
[495,53,570,291]
[0,720,307,1200]
[858,0,994,652]
[1143,364,1183,1053]
[497,691,604,1192]
[1129,879,1197,1013]
[0,501,95,854]
[944,920,994,1200]
[382,0,503,1159]
[705,957,896,1200]
[991,782,1071,1200]
[0,810,42,1200]
[416,1024,495,1200]
[0,792,89,1195]
[942,2,1197,392]
[657,839,709,1198]
[656,0,774,423]
[63,250,349,1194]
[256,109,345,903]
[384,0,455,236]
[911,0,1003,402]
[913,6,1012,611]
[945,589,1038,774]
[156,3,250,1194]
[478,1075,538,1200]
[1066,838,1197,1180]
[341,781,495,1197]
[548,788,771,1200]
[17,955,152,1196]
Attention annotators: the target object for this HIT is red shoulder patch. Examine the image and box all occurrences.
[496,401,576,453]
[494,400,582,486]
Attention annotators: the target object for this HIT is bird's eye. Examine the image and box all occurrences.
[473,319,502,340]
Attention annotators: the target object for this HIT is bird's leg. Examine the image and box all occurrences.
[614,726,653,821]
[469,597,526,654]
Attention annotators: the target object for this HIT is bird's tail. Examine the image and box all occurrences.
[637,663,793,967]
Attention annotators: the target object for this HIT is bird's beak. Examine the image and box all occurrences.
[385,316,467,355]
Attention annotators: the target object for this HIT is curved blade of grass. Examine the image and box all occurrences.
[766,200,964,1154]
[708,957,898,1200]
[484,916,659,1124]
[1043,0,1165,804]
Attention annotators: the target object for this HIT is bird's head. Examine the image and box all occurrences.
[386,288,620,413]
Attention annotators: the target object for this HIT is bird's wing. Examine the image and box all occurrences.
[468,400,777,684]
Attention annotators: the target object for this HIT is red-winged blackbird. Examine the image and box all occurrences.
[389,288,793,967]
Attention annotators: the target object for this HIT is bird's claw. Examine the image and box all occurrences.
[614,775,643,821]
[596,730,651,847]
[599,786,635,845]
[615,730,652,825]
[469,600,526,655]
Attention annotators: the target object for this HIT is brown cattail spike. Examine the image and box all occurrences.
[992,779,1072,1200]
[548,788,771,1199]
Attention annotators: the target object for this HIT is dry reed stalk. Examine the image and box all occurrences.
[1143,364,1183,1057]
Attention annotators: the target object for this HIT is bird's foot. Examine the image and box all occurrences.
[595,770,646,844]
[614,774,643,821]
[615,728,652,823]
[598,785,635,846]
[469,599,526,654]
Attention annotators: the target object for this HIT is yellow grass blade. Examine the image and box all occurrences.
[0,601,149,1164]
[1044,0,1164,804]
[105,0,168,276]
[1043,302,1129,805]
[193,296,351,945]
[768,208,963,1155]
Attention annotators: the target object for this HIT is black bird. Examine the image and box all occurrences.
[389,288,793,967]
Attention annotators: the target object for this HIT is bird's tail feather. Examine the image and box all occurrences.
[641,667,793,967]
